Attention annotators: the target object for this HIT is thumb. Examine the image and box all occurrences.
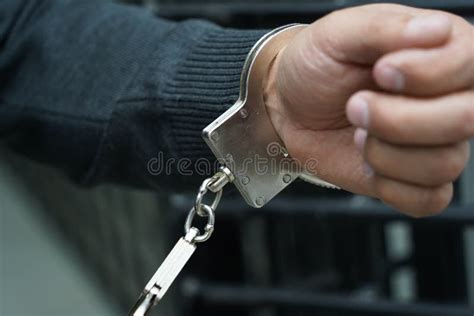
[309,4,453,65]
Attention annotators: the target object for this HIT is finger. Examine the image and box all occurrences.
[346,90,474,145]
[312,4,452,65]
[373,24,474,95]
[355,130,470,186]
[373,175,453,217]
[285,126,377,198]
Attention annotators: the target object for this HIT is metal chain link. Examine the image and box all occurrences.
[194,178,222,217]
[184,166,234,244]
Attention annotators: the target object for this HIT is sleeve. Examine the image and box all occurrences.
[0,0,267,191]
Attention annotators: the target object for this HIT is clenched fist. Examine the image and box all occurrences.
[264,4,474,217]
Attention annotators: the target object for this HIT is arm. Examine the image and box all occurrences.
[2,1,472,216]
[0,0,266,190]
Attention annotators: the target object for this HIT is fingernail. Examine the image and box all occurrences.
[347,95,369,128]
[375,64,404,91]
[354,128,368,152]
[405,14,452,40]
[363,162,374,177]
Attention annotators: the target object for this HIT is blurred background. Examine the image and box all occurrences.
[1,1,474,316]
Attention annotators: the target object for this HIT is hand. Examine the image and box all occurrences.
[264,4,474,217]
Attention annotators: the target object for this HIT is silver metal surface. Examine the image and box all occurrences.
[195,167,234,216]
[195,178,222,216]
[185,204,216,243]
[203,24,338,208]
[129,171,230,315]
[128,228,199,316]
[208,166,235,193]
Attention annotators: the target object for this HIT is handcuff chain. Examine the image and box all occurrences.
[185,166,234,243]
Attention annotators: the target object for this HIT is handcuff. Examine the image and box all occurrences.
[128,24,338,316]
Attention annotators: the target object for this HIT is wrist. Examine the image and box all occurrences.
[263,46,292,145]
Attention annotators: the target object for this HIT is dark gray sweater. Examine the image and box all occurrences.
[0,0,266,190]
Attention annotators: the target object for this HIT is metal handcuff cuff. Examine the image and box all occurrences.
[128,24,338,316]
